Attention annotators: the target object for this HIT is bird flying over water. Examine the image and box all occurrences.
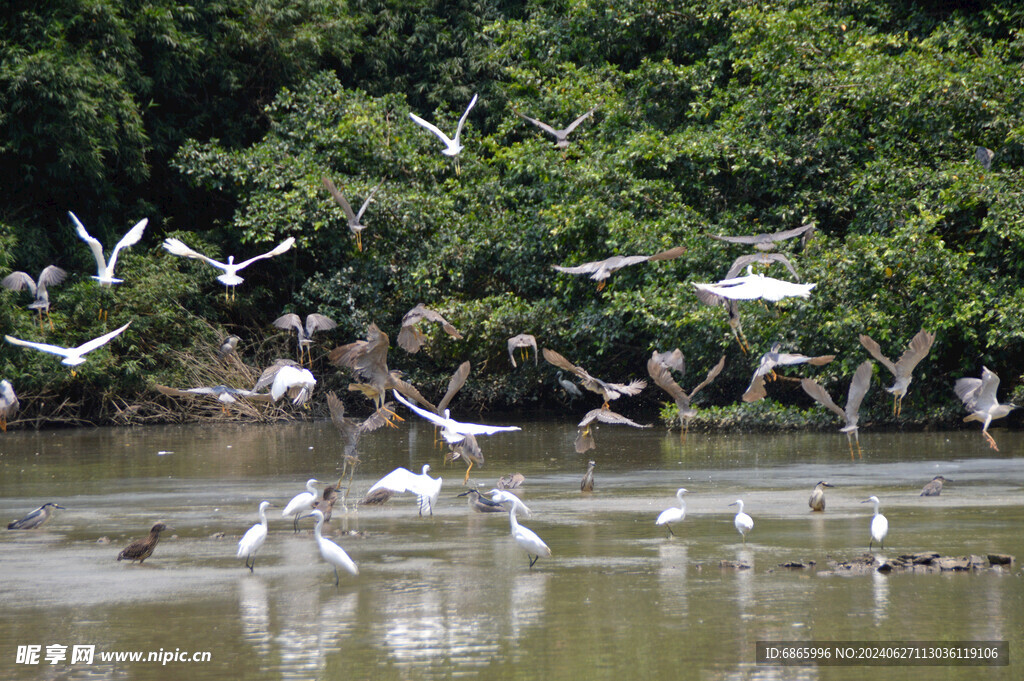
[543,348,646,408]
[800,360,873,459]
[858,329,935,417]
[954,366,1016,451]
[574,407,651,453]
[5,322,131,376]
[647,352,725,439]
[742,343,835,403]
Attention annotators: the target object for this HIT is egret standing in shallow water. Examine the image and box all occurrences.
[862,496,888,550]
[282,479,320,532]
[300,509,358,586]
[504,506,550,568]
[117,523,171,564]
[7,502,65,529]
[237,501,271,572]
[0,380,19,432]
[808,481,833,512]
[729,500,753,544]
[655,488,688,537]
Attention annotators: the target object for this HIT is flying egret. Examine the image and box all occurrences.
[363,464,442,516]
[397,303,463,354]
[458,489,506,513]
[273,313,337,366]
[800,360,873,459]
[117,523,171,563]
[543,348,647,408]
[7,502,65,530]
[729,500,753,544]
[487,489,533,517]
[920,476,950,497]
[861,496,888,550]
[574,407,650,454]
[322,177,382,252]
[162,236,295,300]
[330,323,437,419]
[237,501,271,572]
[393,391,521,483]
[808,481,833,512]
[254,361,316,407]
[580,460,595,492]
[693,269,815,302]
[2,266,67,330]
[516,107,597,151]
[647,351,726,439]
[655,488,688,537]
[858,329,935,417]
[742,343,835,403]
[282,479,321,532]
[5,322,131,376]
[300,509,357,586]
[507,334,538,368]
[954,366,1016,451]
[552,246,686,291]
[408,93,478,174]
[707,223,815,252]
[70,211,148,286]
[0,380,19,432]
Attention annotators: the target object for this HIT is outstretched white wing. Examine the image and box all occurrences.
[106,218,148,274]
[162,238,228,270]
[234,237,296,270]
[69,211,109,273]
[72,322,132,355]
[4,335,75,359]
[409,112,455,146]
[393,390,521,436]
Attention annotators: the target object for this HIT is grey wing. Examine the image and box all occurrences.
[542,348,586,379]
[254,359,299,391]
[305,313,338,336]
[1,272,36,294]
[859,333,898,375]
[273,313,303,334]
[651,349,685,373]
[552,260,604,275]
[689,355,726,399]
[518,112,559,137]
[322,177,357,222]
[647,246,687,262]
[800,378,846,419]
[742,372,768,403]
[327,391,358,443]
[953,377,983,410]
[155,384,193,398]
[355,182,383,222]
[893,329,935,374]
[437,361,471,413]
[763,223,815,243]
[591,409,651,428]
[845,360,874,420]
[359,402,397,434]
[976,146,994,170]
[694,286,727,308]
[607,379,647,397]
[726,253,799,280]
[391,376,438,413]
[647,358,689,409]
[38,265,67,289]
[561,107,597,135]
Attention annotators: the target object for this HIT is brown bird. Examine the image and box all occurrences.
[575,408,651,453]
[327,391,395,498]
[808,481,833,512]
[496,472,525,490]
[920,476,949,497]
[543,348,646,409]
[581,460,596,492]
[458,488,506,513]
[858,329,935,417]
[742,343,836,403]
[707,223,815,252]
[694,287,748,353]
[552,246,686,291]
[330,323,436,418]
[507,334,538,368]
[647,351,726,439]
[397,304,463,354]
[117,523,171,564]
[800,360,873,459]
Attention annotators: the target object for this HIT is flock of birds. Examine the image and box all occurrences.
[0,102,1016,583]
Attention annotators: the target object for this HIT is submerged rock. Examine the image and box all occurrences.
[823,552,1014,575]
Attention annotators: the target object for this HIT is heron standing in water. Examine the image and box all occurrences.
[808,481,833,512]
[655,489,688,537]
[580,460,596,492]
[300,509,358,586]
[237,501,271,572]
[117,523,171,564]
[7,502,65,529]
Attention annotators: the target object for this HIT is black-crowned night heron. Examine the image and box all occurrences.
[397,303,463,354]
[273,313,337,366]
[707,222,815,252]
[543,348,646,408]
[552,246,686,291]
[580,460,595,492]
[117,522,171,563]
[920,476,949,497]
[7,502,65,530]
[574,407,651,453]
[507,334,538,368]
[742,343,835,403]
[647,350,725,439]
[808,481,833,512]
[858,329,935,417]
[800,360,873,459]
[322,177,382,252]
[516,107,597,150]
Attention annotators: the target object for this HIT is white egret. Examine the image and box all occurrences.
[808,481,833,512]
[693,269,815,302]
[266,363,317,407]
[729,500,753,544]
[273,313,337,366]
[5,322,131,376]
[408,93,478,173]
[920,476,949,497]
[282,479,321,532]
[580,460,595,492]
[505,506,550,568]
[487,489,533,517]
[954,366,1017,451]
[162,236,295,300]
[655,488,688,537]
[2,265,67,329]
[322,176,382,252]
[516,107,597,150]
[396,303,463,354]
[155,384,273,412]
[363,464,442,516]
[858,329,935,417]
[301,509,358,585]
[800,360,873,458]
[0,379,19,432]
[724,252,800,280]
[552,246,686,291]
[7,502,65,530]
[861,496,888,550]
[237,501,271,572]
[117,522,171,563]
[70,211,148,286]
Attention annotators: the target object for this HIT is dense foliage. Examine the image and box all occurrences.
[2,0,1023,429]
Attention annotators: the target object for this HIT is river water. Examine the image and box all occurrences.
[0,418,1021,680]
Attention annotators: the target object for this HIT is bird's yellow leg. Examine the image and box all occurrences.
[1,417,6,432]
[356,232,363,252]
[856,438,863,460]
[983,430,999,451]
[462,460,473,485]
[596,281,606,292]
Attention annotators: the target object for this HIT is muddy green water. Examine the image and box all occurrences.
[1,420,1021,680]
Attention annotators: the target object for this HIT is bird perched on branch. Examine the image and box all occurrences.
[647,351,726,439]
[543,348,646,409]
[858,329,935,417]
[516,107,597,151]
[162,236,295,300]
[553,246,686,291]
[397,304,463,354]
[742,343,835,403]
[2,266,67,330]
[322,177,382,252]
[273,313,337,366]
[800,360,873,459]
[954,366,1016,451]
